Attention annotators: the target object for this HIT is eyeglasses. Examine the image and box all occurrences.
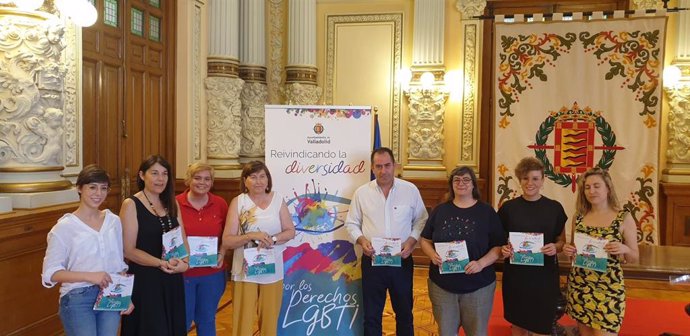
[452,177,472,185]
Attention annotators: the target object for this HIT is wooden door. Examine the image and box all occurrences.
[82,0,176,211]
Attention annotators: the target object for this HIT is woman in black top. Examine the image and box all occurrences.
[498,157,567,336]
[120,155,189,335]
[420,166,505,336]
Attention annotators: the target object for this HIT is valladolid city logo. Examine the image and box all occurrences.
[527,102,624,192]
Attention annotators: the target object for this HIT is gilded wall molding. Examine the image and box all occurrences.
[268,0,285,104]
[193,0,203,161]
[240,82,268,158]
[455,0,487,19]
[240,65,268,83]
[460,22,481,169]
[405,88,448,160]
[204,76,243,160]
[325,13,402,161]
[207,57,239,77]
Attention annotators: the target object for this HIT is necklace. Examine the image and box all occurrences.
[142,190,173,232]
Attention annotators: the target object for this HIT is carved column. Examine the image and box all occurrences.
[206,0,244,176]
[403,0,447,178]
[0,9,79,209]
[455,0,486,173]
[267,0,285,104]
[663,86,690,182]
[284,0,321,104]
[661,0,690,183]
[239,0,268,161]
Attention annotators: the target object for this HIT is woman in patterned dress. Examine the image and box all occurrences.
[563,167,639,335]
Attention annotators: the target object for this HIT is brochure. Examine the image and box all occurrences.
[93,274,134,311]
[509,232,544,266]
[573,232,609,273]
[371,237,402,267]
[435,241,469,274]
[188,236,219,268]
[162,226,189,261]
[244,247,276,276]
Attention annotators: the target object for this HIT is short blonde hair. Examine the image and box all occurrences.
[184,162,215,186]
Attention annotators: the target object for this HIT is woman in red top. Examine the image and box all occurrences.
[176,162,229,336]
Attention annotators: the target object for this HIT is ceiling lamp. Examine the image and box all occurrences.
[1,0,99,27]
[14,0,44,11]
[56,0,98,27]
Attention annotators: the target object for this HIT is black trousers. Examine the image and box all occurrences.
[361,254,414,336]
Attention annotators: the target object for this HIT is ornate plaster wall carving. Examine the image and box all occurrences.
[62,22,78,167]
[268,0,285,104]
[0,15,67,167]
[665,84,690,163]
[325,13,402,161]
[406,88,448,160]
[204,77,243,159]
[456,0,487,19]
[282,82,321,105]
[240,82,268,157]
[632,0,661,9]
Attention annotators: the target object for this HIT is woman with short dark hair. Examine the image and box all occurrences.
[420,166,505,336]
[42,164,133,336]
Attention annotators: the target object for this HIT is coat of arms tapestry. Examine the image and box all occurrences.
[493,15,667,245]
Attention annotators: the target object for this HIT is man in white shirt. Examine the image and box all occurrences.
[345,147,428,336]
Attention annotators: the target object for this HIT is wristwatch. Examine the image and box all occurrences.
[272,235,278,245]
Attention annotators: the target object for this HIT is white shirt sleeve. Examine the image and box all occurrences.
[345,188,364,243]
[41,230,67,288]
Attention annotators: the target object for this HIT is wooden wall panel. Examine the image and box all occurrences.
[0,204,78,335]
[148,74,163,155]
[660,183,690,246]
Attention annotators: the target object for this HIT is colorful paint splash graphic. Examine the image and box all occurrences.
[286,108,370,119]
[287,179,350,234]
[284,240,360,281]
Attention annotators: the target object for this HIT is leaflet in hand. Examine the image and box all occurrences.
[435,241,469,274]
[371,237,402,267]
[93,274,134,311]
[162,226,189,261]
[244,247,276,276]
[188,236,219,268]
[573,232,608,273]
[509,232,544,266]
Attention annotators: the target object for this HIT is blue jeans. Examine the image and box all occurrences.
[428,279,496,336]
[58,285,121,336]
[184,271,227,336]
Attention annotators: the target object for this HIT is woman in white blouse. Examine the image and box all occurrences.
[41,165,133,336]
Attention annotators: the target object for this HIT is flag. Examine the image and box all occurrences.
[371,113,381,180]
